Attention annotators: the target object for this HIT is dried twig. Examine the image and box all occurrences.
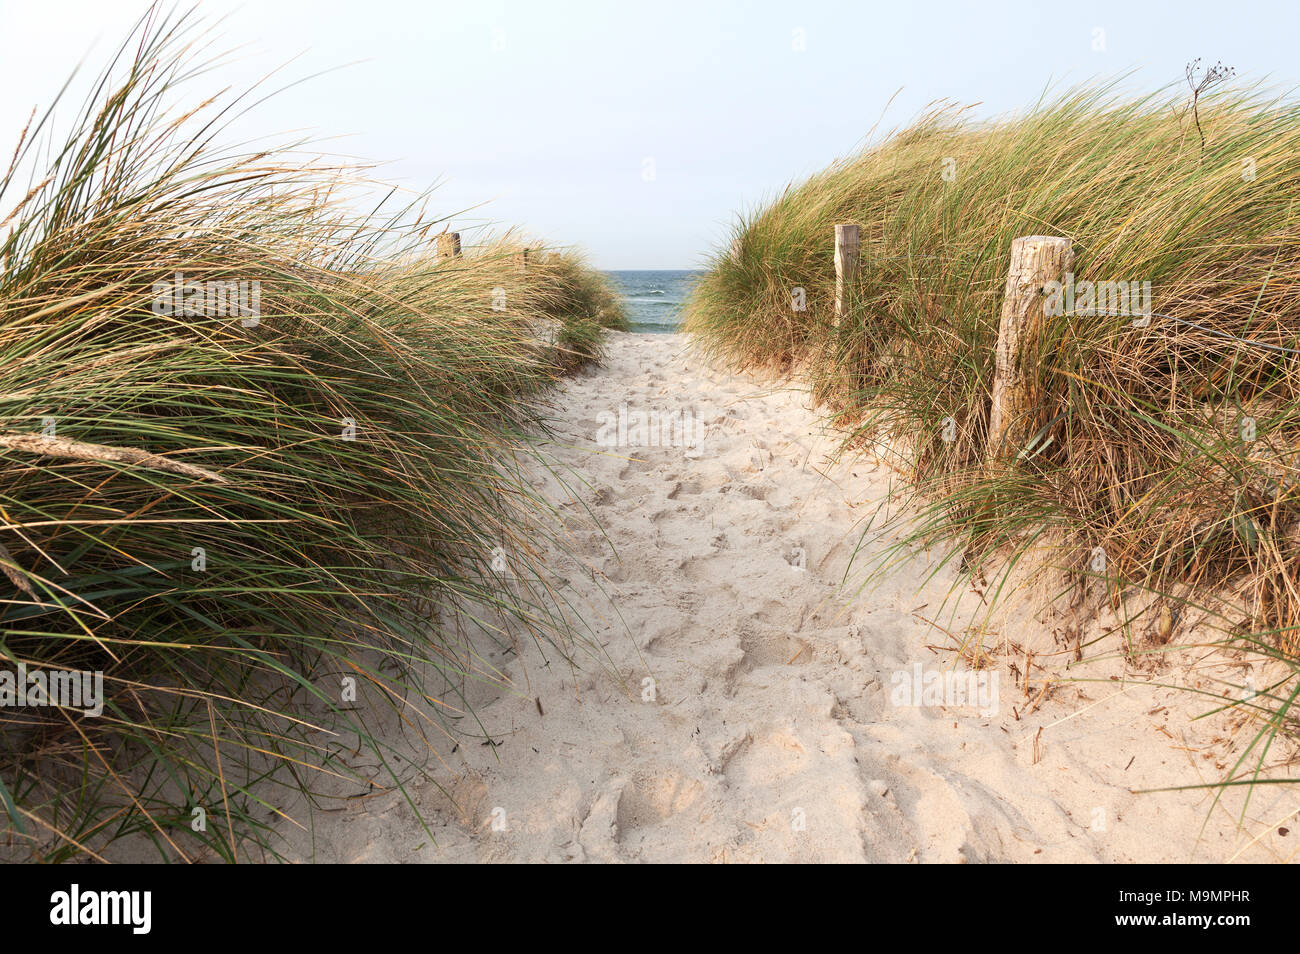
[0,432,227,483]
[1185,58,1236,152]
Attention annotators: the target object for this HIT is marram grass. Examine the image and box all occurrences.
[0,8,623,862]
[686,81,1300,800]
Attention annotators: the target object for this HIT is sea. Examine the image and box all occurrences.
[605,270,704,333]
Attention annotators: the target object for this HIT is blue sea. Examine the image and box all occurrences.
[606,270,703,333]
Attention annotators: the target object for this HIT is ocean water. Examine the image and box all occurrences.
[606,270,703,333]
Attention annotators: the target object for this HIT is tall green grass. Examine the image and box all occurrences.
[532,249,628,371]
[686,81,1300,796]
[0,8,622,861]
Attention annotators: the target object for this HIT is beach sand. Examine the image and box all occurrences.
[273,332,1299,863]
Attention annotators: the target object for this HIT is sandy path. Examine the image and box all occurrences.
[281,333,1298,863]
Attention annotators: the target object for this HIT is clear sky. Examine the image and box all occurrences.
[1,0,1297,268]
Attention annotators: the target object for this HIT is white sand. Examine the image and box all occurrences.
[275,333,1300,863]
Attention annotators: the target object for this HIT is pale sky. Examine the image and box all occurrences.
[1,1,1296,268]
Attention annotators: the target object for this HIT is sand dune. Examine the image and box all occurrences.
[276,333,1299,863]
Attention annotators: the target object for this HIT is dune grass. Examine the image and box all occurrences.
[0,8,623,862]
[685,81,1300,796]
[530,249,628,371]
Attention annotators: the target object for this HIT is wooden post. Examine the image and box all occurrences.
[517,248,532,272]
[436,232,461,260]
[833,224,860,325]
[986,235,1074,460]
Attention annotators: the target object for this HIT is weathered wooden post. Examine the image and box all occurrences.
[436,232,461,260]
[986,235,1074,460]
[517,248,532,272]
[833,224,860,325]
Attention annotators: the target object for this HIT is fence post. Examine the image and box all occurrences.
[986,235,1074,460]
[436,232,461,260]
[517,248,532,272]
[833,224,860,325]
